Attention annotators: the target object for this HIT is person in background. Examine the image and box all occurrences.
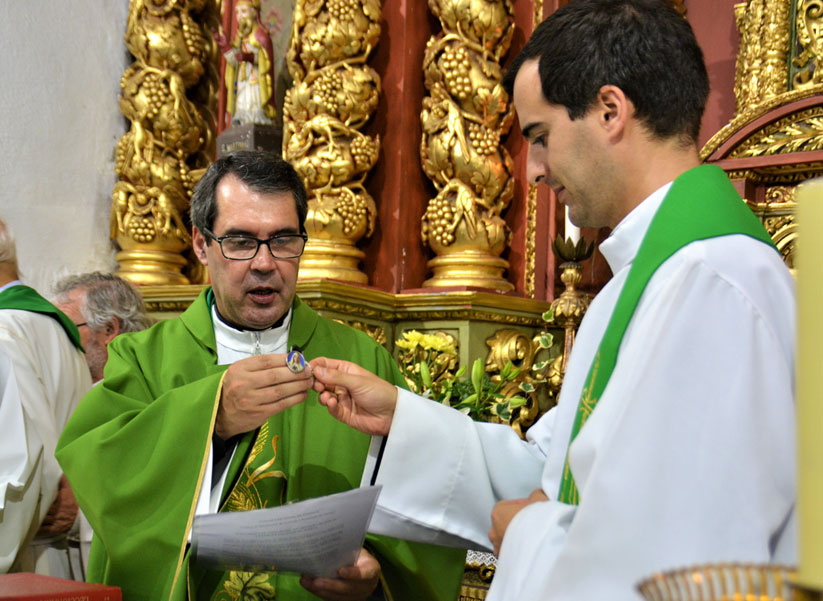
[0,218,91,577]
[309,1,796,600]
[53,272,153,384]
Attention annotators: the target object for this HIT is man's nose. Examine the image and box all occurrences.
[526,151,548,185]
[249,243,278,271]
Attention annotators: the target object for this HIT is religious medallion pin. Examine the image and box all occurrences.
[286,345,306,373]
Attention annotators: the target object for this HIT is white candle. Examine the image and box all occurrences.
[565,205,581,244]
[796,177,823,591]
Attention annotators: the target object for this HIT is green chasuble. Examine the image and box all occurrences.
[0,284,82,349]
[56,291,464,601]
[557,164,777,504]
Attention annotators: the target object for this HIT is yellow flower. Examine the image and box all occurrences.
[421,333,457,354]
[395,330,424,349]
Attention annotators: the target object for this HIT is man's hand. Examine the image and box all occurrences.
[37,475,78,536]
[299,547,381,601]
[216,354,314,439]
[489,488,548,556]
[310,358,398,436]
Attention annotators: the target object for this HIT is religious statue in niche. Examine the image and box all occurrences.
[217,0,277,126]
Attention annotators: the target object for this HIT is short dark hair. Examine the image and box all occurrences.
[502,0,709,144]
[190,150,309,235]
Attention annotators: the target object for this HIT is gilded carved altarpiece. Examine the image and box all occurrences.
[109,0,822,599]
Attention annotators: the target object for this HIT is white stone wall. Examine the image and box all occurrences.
[0,1,130,296]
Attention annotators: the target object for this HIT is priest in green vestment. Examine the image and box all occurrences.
[56,151,465,601]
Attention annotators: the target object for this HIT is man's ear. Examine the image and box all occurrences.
[192,227,209,265]
[595,85,630,140]
[104,318,121,346]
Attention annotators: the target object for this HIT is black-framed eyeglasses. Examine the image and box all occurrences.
[203,228,308,260]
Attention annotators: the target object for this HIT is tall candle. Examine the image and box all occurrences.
[565,205,581,244]
[795,177,823,592]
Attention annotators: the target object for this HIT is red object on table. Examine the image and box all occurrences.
[0,573,121,601]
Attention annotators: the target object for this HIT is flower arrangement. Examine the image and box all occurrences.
[394,330,458,397]
[395,330,528,422]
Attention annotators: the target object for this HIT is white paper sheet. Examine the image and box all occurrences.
[192,486,381,577]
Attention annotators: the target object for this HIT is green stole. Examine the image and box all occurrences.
[0,284,83,349]
[557,165,777,505]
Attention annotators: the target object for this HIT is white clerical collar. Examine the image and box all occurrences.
[598,182,673,275]
[211,304,292,365]
[0,280,22,294]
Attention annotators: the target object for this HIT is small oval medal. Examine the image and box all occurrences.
[286,345,306,373]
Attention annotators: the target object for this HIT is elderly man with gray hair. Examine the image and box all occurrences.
[53,272,153,383]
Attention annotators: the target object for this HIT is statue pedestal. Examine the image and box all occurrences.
[216,124,282,157]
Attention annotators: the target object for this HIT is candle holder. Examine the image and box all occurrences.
[636,563,797,601]
[550,235,595,372]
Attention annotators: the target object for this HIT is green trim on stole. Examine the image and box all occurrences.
[0,284,83,349]
[557,165,777,505]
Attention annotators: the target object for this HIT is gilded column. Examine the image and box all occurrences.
[733,0,791,115]
[283,0,382,284]
[420,0,516,291]
[112,0,219,285]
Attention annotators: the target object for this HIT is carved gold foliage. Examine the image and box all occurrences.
[731,107,823,156]
[484,324,563,438]
[764,185,798,204]
[747,186,797,271]
[420,0,516,290]
[793,0,823,88]
[332,319,387,346]
[285,0,382,283]
[484,330,546,436]
[700,84,823,161]
[289,0,381,78]
[113,0,218,284]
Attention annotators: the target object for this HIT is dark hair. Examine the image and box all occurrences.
[502,0,709,144]
[190,150,308,235]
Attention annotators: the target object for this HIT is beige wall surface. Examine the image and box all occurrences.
[0,1,130,296]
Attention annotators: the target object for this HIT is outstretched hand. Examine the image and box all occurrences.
[310,357,398,437]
